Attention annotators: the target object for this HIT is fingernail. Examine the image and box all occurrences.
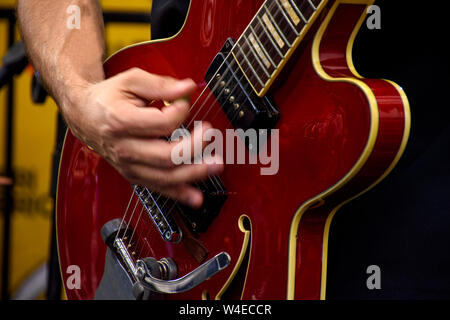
[188,191,202,208]
[177,78,195,89]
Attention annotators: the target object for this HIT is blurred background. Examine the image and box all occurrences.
[0,0,153,300]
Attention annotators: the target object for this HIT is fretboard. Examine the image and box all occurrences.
[231,0,325,96]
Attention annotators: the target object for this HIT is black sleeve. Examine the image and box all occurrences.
[150,0,190,40]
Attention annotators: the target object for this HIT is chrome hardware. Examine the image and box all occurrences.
[136,257,177,281]
[101,219,231,298]
[133,185,182,243]
[136,252,231,294]
[114,237,138,281]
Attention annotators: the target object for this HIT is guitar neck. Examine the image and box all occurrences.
[231,0,326,96]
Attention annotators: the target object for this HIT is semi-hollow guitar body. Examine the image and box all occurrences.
[57,0,410,300]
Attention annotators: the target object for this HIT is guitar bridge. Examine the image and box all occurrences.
[134,177,227,243]
[134,185,182,243]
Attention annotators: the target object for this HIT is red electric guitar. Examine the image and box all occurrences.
[57,0,410,300]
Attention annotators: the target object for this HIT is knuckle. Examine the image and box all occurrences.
[114,145,134,164]
[126,67,142,78]
[102,108,124,137]
[120,67,143,86]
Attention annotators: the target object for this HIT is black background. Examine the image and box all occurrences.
[326,0,450,299]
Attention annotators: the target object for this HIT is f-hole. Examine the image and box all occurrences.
[217,215,252,300]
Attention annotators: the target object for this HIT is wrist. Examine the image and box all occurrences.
[58,78,97,139]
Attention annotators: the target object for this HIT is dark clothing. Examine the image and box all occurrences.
[150,0,189,40]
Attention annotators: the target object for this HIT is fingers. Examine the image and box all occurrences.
[159,184,204,209]
[111,68,197,137]
[123,160,223,208]
[118,67,197,103]
[126,159,224,189]
[169,121,213,165]
[100,68,223,209]
[116,99,191,137]
[110,121,213,168]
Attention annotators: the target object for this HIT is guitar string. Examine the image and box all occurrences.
[132,59,245,254]
[126,49,279,256]
[127,205,145,251]
[147,62,241,211]
[130,10,285,254]
[120,192,140,241]
[114,185,136,244]
[124,0,293,253]
[155,53,260,228]
[134,0,283,220]
[116,49,242,249]
[132,49,264,255]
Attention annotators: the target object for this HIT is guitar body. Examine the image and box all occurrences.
[57,0,410,300]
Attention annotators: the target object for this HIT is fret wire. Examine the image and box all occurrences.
[238,38,270,84]
[260,12,285,49]
[235,42,265,86]
[255,15,285,58]
[263,4,292,47]
[243,34,272,77]
[249,25,277,68]
[293,0,315,21]
[288,0,307,23]
[308,0,318,10]
[268,2,299,46]
[311,0,322,7]
[250,21,283,67]
[274,0,300,35]
[224,0,321,95]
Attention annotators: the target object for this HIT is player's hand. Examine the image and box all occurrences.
[62,68,223,208]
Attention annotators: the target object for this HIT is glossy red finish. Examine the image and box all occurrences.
[57,1,408,300]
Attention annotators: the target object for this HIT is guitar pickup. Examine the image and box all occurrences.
[204,38,280,132]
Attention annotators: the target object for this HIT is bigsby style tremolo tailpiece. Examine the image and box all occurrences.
[98,219,231,300]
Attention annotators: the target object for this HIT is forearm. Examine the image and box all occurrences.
[17,0,105,109]
[17,0,220,208]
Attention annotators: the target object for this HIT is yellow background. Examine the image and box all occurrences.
[0,0,152,299]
